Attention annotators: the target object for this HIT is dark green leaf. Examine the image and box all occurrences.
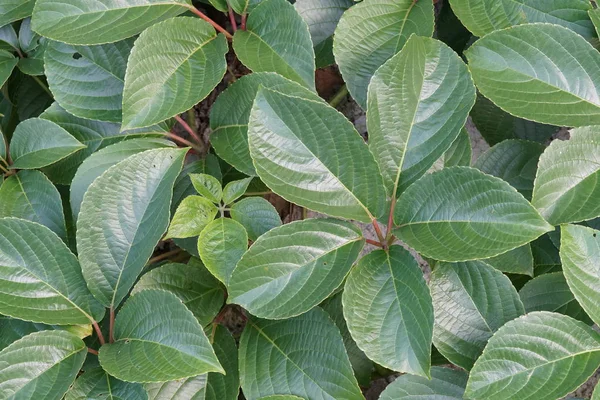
[0,50,18,88]
[64,367,147,400]
[379,367,468,399]
[484,244,534,276]
[0,0,34,27]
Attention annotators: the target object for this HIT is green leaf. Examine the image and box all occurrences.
[230,197,281,241]
[99,289,223,382]
[205,325,240,400]
[0,218,104,325]
[379,367,468,399]
[532,127,600,225]
[333,0,435,108]
[343,245,433,377]
[519,272,592,324]
[190,173,222,203]
[17,18,47,76]
[122,17,227,129]
[45,39,133,122]
[64,367,147,400]
[239,307,363,400]
[0,330,86,400]
[208,0,228,12]
[484,244,534,276]
[0,129,6,161]
[466,23,600,127]
[145,375,207,399]
[448,0,594,38]
[590,8,600,36]
[465,312,600,400]
[70,138,174,221]
[229,218,363,319]
[394,167,553,261]
[233,0,315,89]
[198,218,248,286]
[257,397,304,400]
[431,260,524,370]
[210,72,323,176]
[10,118,85,170]
[229,0,262,15]
[475,140,544,201]
[222,177,252,205]
[165,195,218,239]
[367,35,475,199]
[294,0,353,68]
[532,234,561,275]
[248,88,386,222]
[444,128,472,167]
[560,224,600,326]
[0,316,91,351]
[77,148,186,308]
[0,0,34,27]
[132,261,225,327]
[0,50,18,88]
[0,24,19,51]
[31,0,192,45]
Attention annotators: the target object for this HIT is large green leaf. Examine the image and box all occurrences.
[343,245,433,377]
[31,0,192,45]
[367,35,475,199]
[99,289,223,382]
[210,72,323,176]
[560,224,600,326]
[122,17,227,130]
[229,218,363,319]
[448,0,594,38]
[230,197,281,241]
[474,140,544,201]
[0,218,104,325]
[132,261,224,327]
[485,244,534,276]
[379,367,468,399]
[248,88,385,222]
[0,0,34,27]
[0,50,18,88]
[466,23,600,127]
[465,312,600,400]
[10,118,85,170]
[532,127,600,225]
[0,330,86,400]
[233,0,315,89]
[239,307,363,400]
[0,316,91,351]
[64,367,147,400]
[394,167,553,261]
[145,375,207,399]
[431,260,524,370]
[45,39,133,122]
[0,170,67,242]
[205,325,240,400]
[77,148,186,308]
[333,0,434,108]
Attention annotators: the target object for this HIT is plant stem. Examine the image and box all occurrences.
[0,162,9,174]
[366,238,384,248]
[109,307,115,343]
[163,132,204,153]
[372,220,387,249]
[228,5,237,32]
[92,320,106,346]
[175,114,202,144]
[329,84,348,108]
[241,13,247,30]
[386,198,396,240]
[188,6,233,40]
[148,248,183,265]
[87,348,99,355]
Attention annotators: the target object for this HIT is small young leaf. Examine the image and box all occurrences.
[0,50,18,88]
[379,367,468,399]
[10,118,85,170]
[99,289,224,382]
[0,330,86,400]
[394,167,553,261]
[190,173,222,203]
[0,0,34,27]
[222,177,252,205]
[64,367,146,400]
[165,195,218,239]
[233,0,315,89]
[230,197,281,241]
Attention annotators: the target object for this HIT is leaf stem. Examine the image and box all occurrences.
[175,114,202,145]
[241,13,247,30]
[148,248,183,265]
[109,307,115,343]
[87,347,98,355]
[163,132,203,153]
[329,84,348,108]
[372,220,387,249]
[386,198,396,240]
[366,238,384,248]
[188,6,233,40]
[0,162,9,174]
[92,320,106,346]
[228,5,237,32]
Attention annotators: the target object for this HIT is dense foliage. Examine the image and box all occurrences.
[0,0,600,399]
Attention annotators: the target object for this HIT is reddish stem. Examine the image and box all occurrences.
[174,115,202,144]
[164,132,203,153]
[241,13,247,30]
[372,220,386,248]
[387,198,396,240]
[188,6,233,39]
[109,308,115,344]
[366,238,384,248]
[228,6,237,32]
[92,320,105,346]
[87,348,99,355]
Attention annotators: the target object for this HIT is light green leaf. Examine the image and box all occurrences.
[77,148,186,308]
[367,35,475,199]
[519,272,592,324]
[484,244,534,276]
[444,128,472,167]
[0,24,19,51]
[210,72,323,176]
[99,289,223,382]
[233,0,315,89]
[333,0,434,108]
[145,375,207,400]
[532,127,600,225]
[64,367,147,400]
[379,367,468,399]
[239,307,363,400]
[475,140,544,201]
[0,330,86,400]
[222,177,252,205]
[0,317,92,351]
[248,88,385,222]
[560,224,600,326]
[466,23,600,127]
[0,218,104,325]
[45,39,133,122]
[431,260,524,370]
[394,167,553,261]
[31,0,192,45]
[343,245,433,377]
[0,50,18,88]
[165,196,218,239]
[132,261,225,327]
[465,312,600,400]
[229,218,363,319]
[190,173,222,203]
[122,17,227,129]
[449,0,594,38]
[0,0,34,27]
[198,218,247,286]
[230,197,281,241]
[205,325,240,400]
